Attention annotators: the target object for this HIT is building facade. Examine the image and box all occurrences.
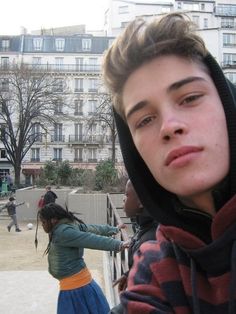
[104,0,236,83]
[0,32,122,184]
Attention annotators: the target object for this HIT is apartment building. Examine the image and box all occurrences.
[104,0,236,83]
[0,31,122,184]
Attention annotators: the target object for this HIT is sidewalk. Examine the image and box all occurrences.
[0,267,106,314]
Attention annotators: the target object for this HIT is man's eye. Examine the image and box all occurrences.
[181,94,202,105]
[137,116,155,128]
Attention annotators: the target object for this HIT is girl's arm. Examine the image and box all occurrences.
[83,223,120,236]
[58,224,126,252]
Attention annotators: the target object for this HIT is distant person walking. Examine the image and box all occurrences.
[44,186,57,205]
[1,196,25,232]
[5,173,13,192]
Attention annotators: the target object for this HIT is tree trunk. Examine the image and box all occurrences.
[14,165,21,188]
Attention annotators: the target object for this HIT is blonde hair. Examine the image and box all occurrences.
[102,13,208,120]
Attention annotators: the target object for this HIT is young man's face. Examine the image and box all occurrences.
[122,55,229,210]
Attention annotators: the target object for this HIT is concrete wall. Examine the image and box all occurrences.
[14,187,124,224]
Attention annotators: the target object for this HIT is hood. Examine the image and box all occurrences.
[114,54,236,234]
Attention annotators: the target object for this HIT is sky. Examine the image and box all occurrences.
[0,0,109,35]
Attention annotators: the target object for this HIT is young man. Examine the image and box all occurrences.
[103,13,236,313]
[110,179,158,314]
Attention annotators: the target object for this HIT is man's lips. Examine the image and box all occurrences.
[165,146,203,166]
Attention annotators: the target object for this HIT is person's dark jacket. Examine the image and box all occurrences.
[114,54,236,313]
[44,191,57,205]
[110,213,158,314]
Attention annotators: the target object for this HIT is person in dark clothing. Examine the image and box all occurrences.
[44,186,57,205]
[103,12,236,314]
[0,196,25,232]
[110,180,158,313]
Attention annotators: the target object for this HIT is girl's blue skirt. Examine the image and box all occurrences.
[57,279,110,314]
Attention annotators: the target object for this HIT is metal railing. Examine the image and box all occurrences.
[106,193,132,304]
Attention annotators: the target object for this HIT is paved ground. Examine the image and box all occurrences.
[0,214,106,314]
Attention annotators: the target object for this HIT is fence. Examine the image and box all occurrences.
[106,193,134,305]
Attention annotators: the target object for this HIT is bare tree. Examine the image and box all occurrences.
[0,63,67,187]
[88,93,117,164]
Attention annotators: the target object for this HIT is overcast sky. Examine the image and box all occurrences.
[0,0,109,35]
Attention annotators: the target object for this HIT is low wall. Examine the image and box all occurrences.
[15,187,124,225]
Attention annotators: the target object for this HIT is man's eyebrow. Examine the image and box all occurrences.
[125,76,206,120]
[167,76,207,93]
[126,101,147,120]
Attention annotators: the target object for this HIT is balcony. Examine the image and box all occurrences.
[215,6,236,17]
[51,135,65,142]
[221,61,236,68]
[69,134,103,144]
[24,63,101,74]
[30,158,40,162]
[74,158,83,162]
[28,134,43,143]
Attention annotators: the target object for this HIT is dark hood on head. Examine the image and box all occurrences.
[115,54,236,232]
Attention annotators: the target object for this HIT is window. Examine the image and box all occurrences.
[88,100,97,115]
[0,149,6,158]
[55,57,64,70]
[75,57,84,71]
[1,57,9,69]
[118,5,129,14]
[89,79,98,92]
[31,123,41,142]
[216,5,236,16]
[75,123,83,141]
[161,7,171,13]
[0,124,7,141]
[221,17,234,29]
[55,38,65,51]
[74,99,83,115]
[88,58,98,72]
[192,16,200,27]
[1,79,9,92]
[54,100,63,114]
[82,39,91,51]
[53,123,64,142]
[177,2,182,9]
[53,78,64,92]
[201,3,205,11]
[2,39,10,51]
[31,148,40,162]
[204,18,208,28]
[223,53,236,66]
[87,148,97,162]
[74,148,83,162]
[223,33,236,46]
[33,38,43,51]
[53,148,62,161]
[74,78,83,92]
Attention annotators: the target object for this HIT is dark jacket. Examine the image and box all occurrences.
[110,214,158,314]
[44,190,57,204]
[115,54,236,313]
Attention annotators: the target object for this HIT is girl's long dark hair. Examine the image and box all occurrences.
[35,203,86,254]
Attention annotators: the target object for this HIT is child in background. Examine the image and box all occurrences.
[1,196,25,232]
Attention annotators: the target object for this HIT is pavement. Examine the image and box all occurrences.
[0,268,106,314]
